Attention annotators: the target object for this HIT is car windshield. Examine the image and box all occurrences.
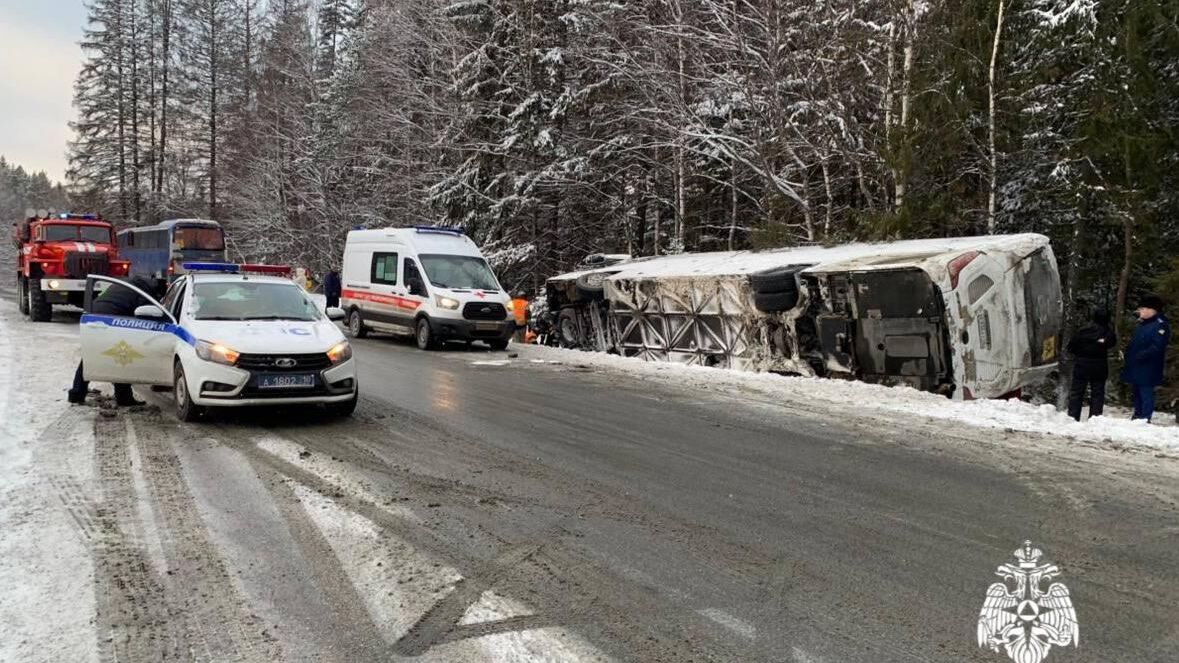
[191,281,320,321]
[419,254,499,291]
[174,226,225,250]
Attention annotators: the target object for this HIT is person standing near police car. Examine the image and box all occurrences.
[1065,306,1116,421]
[67,275,161,406]
[1120,294,1170,422]
[323,268,342,310]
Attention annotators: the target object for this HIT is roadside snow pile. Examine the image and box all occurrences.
[519,345,1179,452]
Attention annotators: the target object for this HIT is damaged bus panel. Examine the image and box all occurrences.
[544,234,1061,400]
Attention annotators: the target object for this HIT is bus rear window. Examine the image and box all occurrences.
[174,227,225,250]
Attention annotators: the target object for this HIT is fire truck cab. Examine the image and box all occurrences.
[13,212,129,322]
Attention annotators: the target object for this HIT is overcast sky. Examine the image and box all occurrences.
[0,1,87,182]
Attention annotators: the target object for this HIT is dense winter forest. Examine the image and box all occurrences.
[62,0,1179,339]
[0,158,70,226]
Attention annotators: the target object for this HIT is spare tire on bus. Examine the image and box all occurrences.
[749,265,806,293]
[754,289,799,313]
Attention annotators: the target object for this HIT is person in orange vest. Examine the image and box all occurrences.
[511,292,529,342]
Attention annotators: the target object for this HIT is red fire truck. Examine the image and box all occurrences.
[13,212,130,322]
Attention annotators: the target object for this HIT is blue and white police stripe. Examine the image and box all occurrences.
[80,313,197,346]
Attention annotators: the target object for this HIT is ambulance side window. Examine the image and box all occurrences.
[371,252,398,286]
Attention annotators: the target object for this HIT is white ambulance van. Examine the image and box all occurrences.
[340,226,515,350]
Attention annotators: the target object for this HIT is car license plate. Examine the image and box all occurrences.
[258,373,316,389]
[475,322,500,331]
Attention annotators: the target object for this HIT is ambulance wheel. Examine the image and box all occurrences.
[348,309,368,339]
[174,363,205,422]
[28,278,51,322]
[327,390,358,418]
[488,339,509,351]
[415,318,440,351]
[17,277,29,315]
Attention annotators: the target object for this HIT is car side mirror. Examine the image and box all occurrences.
[326,306,346,321]
[134,304,167,320]
[408,278,426,297]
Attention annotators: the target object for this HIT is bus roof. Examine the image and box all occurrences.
[118,219,221,233]
[550,233,1050,282]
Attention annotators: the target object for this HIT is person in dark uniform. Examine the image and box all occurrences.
[1120,294,1171,422]
[1065,307,1116,421]
[67,276,160,406]
[323,269,342,309]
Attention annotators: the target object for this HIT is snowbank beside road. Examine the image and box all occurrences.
[515,345,1179,452]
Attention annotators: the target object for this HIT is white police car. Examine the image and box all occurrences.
[80,263,358,421]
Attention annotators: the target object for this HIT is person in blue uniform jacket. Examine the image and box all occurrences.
[1120,294,1170,422]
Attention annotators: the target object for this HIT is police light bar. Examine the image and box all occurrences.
[182,262,239,273]
[413,225,464,236]
[239,263,292,276]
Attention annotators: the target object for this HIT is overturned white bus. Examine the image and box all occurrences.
[544,234,1062,400]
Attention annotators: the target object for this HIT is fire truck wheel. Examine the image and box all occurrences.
[28,278,52,322]
[17,278,29,315]
[348,309,368,339]
[174,363,205,422]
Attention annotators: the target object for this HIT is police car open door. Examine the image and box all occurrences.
[80,275,177,386]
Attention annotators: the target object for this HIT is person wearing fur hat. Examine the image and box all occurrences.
[1120,294,1170,422]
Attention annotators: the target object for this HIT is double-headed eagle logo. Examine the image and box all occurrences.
[102,341,144,367]
[978,541,1079,663]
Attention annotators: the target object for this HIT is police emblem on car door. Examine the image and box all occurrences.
[80,275,180,386]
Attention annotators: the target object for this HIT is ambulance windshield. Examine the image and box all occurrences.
[191,281,320,321]
[419,255,499,291]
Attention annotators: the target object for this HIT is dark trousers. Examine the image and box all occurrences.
[1130,383,1156,421]
[69,360,134,404]
[1066,372,1106,421]
[326,295,340,309]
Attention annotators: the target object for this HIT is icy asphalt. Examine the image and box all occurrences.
[2,285,1179,661]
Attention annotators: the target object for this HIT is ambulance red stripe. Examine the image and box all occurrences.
[341,288,421,310]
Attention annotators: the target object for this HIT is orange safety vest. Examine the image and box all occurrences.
[511,298,528,325]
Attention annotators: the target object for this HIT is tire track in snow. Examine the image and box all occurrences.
[91,413,184,663]
[116,413,283,661]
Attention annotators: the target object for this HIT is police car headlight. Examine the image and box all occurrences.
[436,295,460,310]
[195,340,240,366]
[326,341,352,364]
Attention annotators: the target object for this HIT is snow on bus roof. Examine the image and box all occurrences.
[560,233,1048,281]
